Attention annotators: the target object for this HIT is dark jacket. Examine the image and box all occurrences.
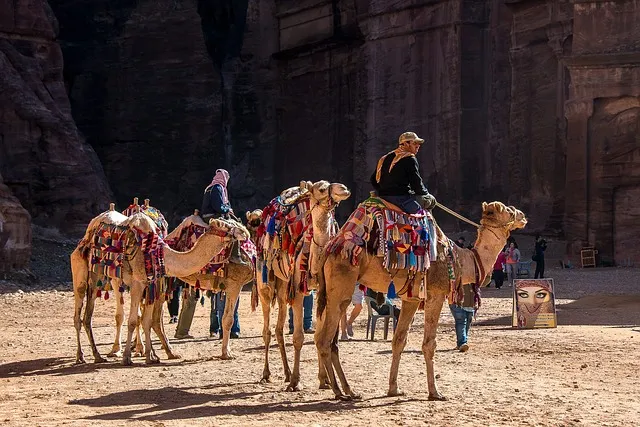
[370,153,429,197]
[201,184,231,218]
[535,239,547,260]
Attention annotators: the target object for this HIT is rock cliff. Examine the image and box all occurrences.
[0,0,111,236]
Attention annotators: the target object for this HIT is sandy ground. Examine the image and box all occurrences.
[0,267,639,427]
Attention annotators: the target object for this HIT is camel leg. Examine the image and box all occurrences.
[151,298,180,360]
[133,308,144,357]
[108,282,124,357]
[328,299,361,399]
[122,282,144,365]
[83,287,107,363]
[274,281,291,382]
[315,262,359,399]
[142,300,160,364]
[422,292,447,401]
[387,299,420,396]
[258,285,274,383]
[286,291,305,392]
[73,276,87,364]
[315,302,345,399]
[220,283,241,360]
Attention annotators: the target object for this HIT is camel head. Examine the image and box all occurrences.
[245,209,263,229]
[480,201,527,234]
[300,180,351,210]
[208,218,250,242]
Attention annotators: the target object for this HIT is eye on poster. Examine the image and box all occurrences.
[512,278,557,329]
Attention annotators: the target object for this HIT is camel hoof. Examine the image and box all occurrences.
[220,353,235,360]
[75,358,86,365]
[122,357,133,366]
[94,356,107,364]
[285,382,303,392]
[335,394,352,401]
[348,393,362,400]
[427,394,448,401]
[318,383,330,390]
[167,353,181,360]
[107,350,123,358]
[387,389,405,397]
[260,377,272,384]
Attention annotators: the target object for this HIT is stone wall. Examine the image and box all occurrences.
[0,0,110,235]
[564,0,640,265]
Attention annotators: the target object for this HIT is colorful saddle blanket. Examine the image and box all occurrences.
[122,204,169,237]
[326,196,439,273]
[89,223,133,281]
[256,190,330,301]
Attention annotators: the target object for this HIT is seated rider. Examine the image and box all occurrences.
[370,131,437,214]
[201,169,246,264]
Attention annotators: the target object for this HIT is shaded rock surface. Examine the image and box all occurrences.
[0,0,111,236]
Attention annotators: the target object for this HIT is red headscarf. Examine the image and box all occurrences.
[205,169,230,204]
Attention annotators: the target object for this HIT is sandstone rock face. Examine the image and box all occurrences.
[0,173,31,271]
[48,0,278,226]
[0,0,111,235]
[2,0,635,266]
[564,0,640,265]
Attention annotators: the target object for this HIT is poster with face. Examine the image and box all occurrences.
[512,278,557,329]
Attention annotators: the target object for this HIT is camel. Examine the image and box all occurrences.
[72,210,249,365]
[256,180,350,391]
[314,201,527,400]
[163,213,256,359]
[245,209,263,240]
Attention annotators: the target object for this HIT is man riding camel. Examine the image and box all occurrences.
[370,131,437,214]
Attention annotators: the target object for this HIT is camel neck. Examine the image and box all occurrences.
[163,232,227,278]
[473,225,509,277]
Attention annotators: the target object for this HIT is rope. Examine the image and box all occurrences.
[435,202,480,228]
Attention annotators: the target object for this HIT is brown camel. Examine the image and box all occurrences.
[314,201,527,400]
[256,180,350,391]
[72,211,249,365]
[163,214,255,359]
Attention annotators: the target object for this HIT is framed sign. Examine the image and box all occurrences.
[512,278,557,328]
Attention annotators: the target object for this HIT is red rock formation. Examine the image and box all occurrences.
[0,0,111,236]
[564,0,640,265]
[0,173,31,271]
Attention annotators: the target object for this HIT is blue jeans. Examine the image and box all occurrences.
[210,293,240,334]
[381,195,421,214]
[289,292,314,332]
[449,304,474,347]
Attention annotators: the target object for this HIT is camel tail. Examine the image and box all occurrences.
[250,280,258,312]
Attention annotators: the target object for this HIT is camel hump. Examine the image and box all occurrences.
[280,185,309,205]
[122,212,158,234]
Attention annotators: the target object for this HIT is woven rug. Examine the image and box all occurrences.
[256,190,325,302]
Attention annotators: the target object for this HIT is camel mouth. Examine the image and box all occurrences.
[330,184,351,202]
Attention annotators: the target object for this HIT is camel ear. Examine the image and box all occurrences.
[482,202,488,211]
[299,180,307,190]
[245,211,251,220]
[496,203,504,213]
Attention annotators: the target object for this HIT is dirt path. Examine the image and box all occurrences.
[0,267,639,426]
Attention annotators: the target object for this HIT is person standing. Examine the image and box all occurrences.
[505,242,521,287]
[166,278,184,323]
[491,248,507,289]
[211,292,240,339]
[289,292,314,334]
[448,283,478,352]
[534,234,548,279]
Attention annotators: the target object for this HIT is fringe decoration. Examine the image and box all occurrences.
[387,281,396,299]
